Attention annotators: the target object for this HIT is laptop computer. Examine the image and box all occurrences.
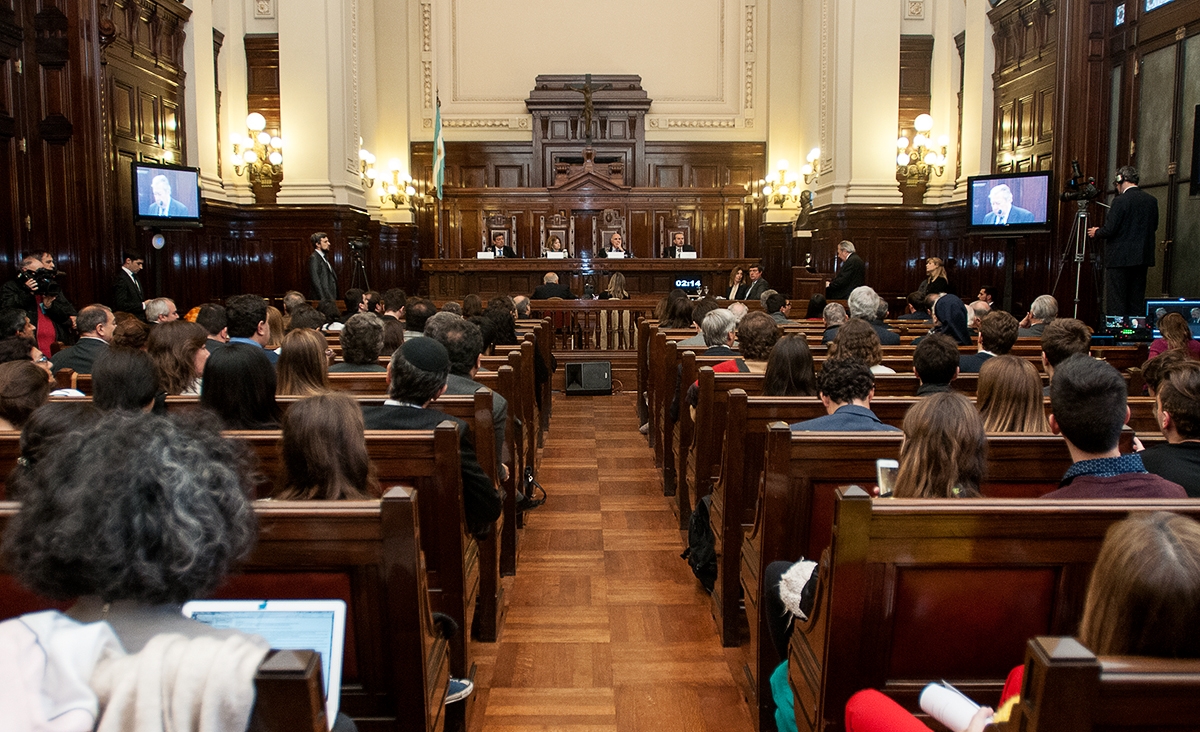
[182,599,347,727]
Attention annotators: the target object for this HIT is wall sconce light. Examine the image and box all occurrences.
[359,141,377,188]
[746,148,819,208]
[380,158,418,209]
[896,113,948,186]
[231,113,283,185]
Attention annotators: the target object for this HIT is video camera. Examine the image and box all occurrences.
[17,268,61,296]
[348,237,370,252]
[1060,160,1100,202]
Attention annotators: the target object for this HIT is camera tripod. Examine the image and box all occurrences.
[349,250,370,292]
[1053,200,1099,319]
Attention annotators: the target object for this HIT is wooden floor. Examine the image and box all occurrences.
[469,392,756,731]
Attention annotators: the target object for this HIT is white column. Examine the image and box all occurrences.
[216,0,253,204]
[924,0,966,203]
[764,0,805,223]
[817,0,902,205]
[182,0,225,200]
[372,0,416,224]
[959,0,995,181]
[277,0,365,206]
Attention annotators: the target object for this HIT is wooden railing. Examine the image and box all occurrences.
[529,299,658,350]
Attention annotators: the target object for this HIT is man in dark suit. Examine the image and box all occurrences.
[0,253,73,348]
[982,184,1035,225]
[744,264,771,301]
[596,232,633,258]
[1087,166,1159,316]
[662,231,695,258]
[485,232,517,258]
[825,240,865,300]
[789,358,900,432]
[308,232,338,302]
[50,305,114,375]
[531,272,576,299]
[224,293,278,365]
[112,251,147,320]
[958,310,1019,373]
[361,337,504,539]
[142,174,190,217]
[1018,294,1057,338]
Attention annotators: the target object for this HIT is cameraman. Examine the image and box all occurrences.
[0,253,73,353]
[35,251,77,328]
[1087,165,1158,317]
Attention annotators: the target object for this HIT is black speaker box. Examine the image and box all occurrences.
[564,361,612,396]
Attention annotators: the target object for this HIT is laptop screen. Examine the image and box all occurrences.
[182,599,346,727]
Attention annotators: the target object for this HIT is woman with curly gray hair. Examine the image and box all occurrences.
[2,410,257,651]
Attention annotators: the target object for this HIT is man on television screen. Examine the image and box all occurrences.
[983,184,1035,225]
[1087,166,1158,317]
[142,174,189,217]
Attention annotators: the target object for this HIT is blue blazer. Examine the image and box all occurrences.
[789,404,900,432]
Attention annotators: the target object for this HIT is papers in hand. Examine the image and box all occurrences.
[919,682,991,732]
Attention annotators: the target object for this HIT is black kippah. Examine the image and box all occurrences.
[401,337,449,372]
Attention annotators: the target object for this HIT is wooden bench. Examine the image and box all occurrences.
[251,648,329,732]
[742,428,1134,730]
[0,486,450,732]
[1006,636,1200,731]
[786,492,1200,732]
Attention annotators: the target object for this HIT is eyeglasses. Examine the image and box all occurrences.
[34,356,49,364]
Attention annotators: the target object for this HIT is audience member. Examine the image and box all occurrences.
[282,290,306,320]
[146,320,209,396]
[49,304,113,375]
[441,301,462,315]
[0,361,51,429]
[804,294,827,320]
[765,292,791,323]
[762,335,817,397]
[277,328,331,397]
[276,392,380,500]
[1043,355,1184,498]
[382,317,405,354]
[1018,294,1057,337]
[225,294,278,364]
[286,304,327,332]
[847,286,900,345]
[1142,349,1193,396]
[91,348,159,411]
[0,307,33,339]
[1040,317,1092,393]
[381,288,407,321]
[714,311,778,374]
[977,355,1050,432]
[679,298,720,347]
[1140,360,1200,496]
[899,291,932,321]
[531,272,576,299]
[513,295,531,319]
[111,315,149,350]
[330,313,386,372]
[896,391,986,498]
[822,302,848,344]
[912,333,959,395]
[404,299,437,339]
[729,301,749,322]
[317,299,344,330]
[599,272,631,300]
[790,358,899,432]
[700,308,739,356]
[485,298,519,346]
[726,267,749,300]
[196,303,229,353]
[264,305,285,349]
[361,338,503,538]
[5,401,100,499]
[959,310,1020,373]
[660,296,695,330]
[967,300,991,331]
[1150,312,1200,359]
[343,288,366,320]
[462,294,484,319]
[928,294,973,346]
[425,312,509,480]
[830,319,894,374]
[201,342,280,429]
[144,297,179,325]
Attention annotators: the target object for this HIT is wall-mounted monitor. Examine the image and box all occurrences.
[967,171,1052,231]
[132,161,202,228]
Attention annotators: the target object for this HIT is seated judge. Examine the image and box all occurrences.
[531,272,576,300]
[662,231,695,258]
[485,232,516,258]
[544,234,567,256]
[983,183,1035,225]
[597,232,633,258]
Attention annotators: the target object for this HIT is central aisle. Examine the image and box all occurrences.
[470,392,756,731]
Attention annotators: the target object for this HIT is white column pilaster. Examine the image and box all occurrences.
[959,0,995,181]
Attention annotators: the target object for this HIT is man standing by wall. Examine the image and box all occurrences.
[1087,166,1158,317]
[825,241,865,300]
[309,232,338,303]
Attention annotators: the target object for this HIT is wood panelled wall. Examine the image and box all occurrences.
[990,1,1057,174]
[800,205,1056,316]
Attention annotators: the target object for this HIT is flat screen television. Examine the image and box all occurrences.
[967,171,1051,230]
[1145,299,1200,338]
[132,161,202,227]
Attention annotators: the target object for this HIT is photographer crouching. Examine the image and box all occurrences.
[0,252,75,354]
